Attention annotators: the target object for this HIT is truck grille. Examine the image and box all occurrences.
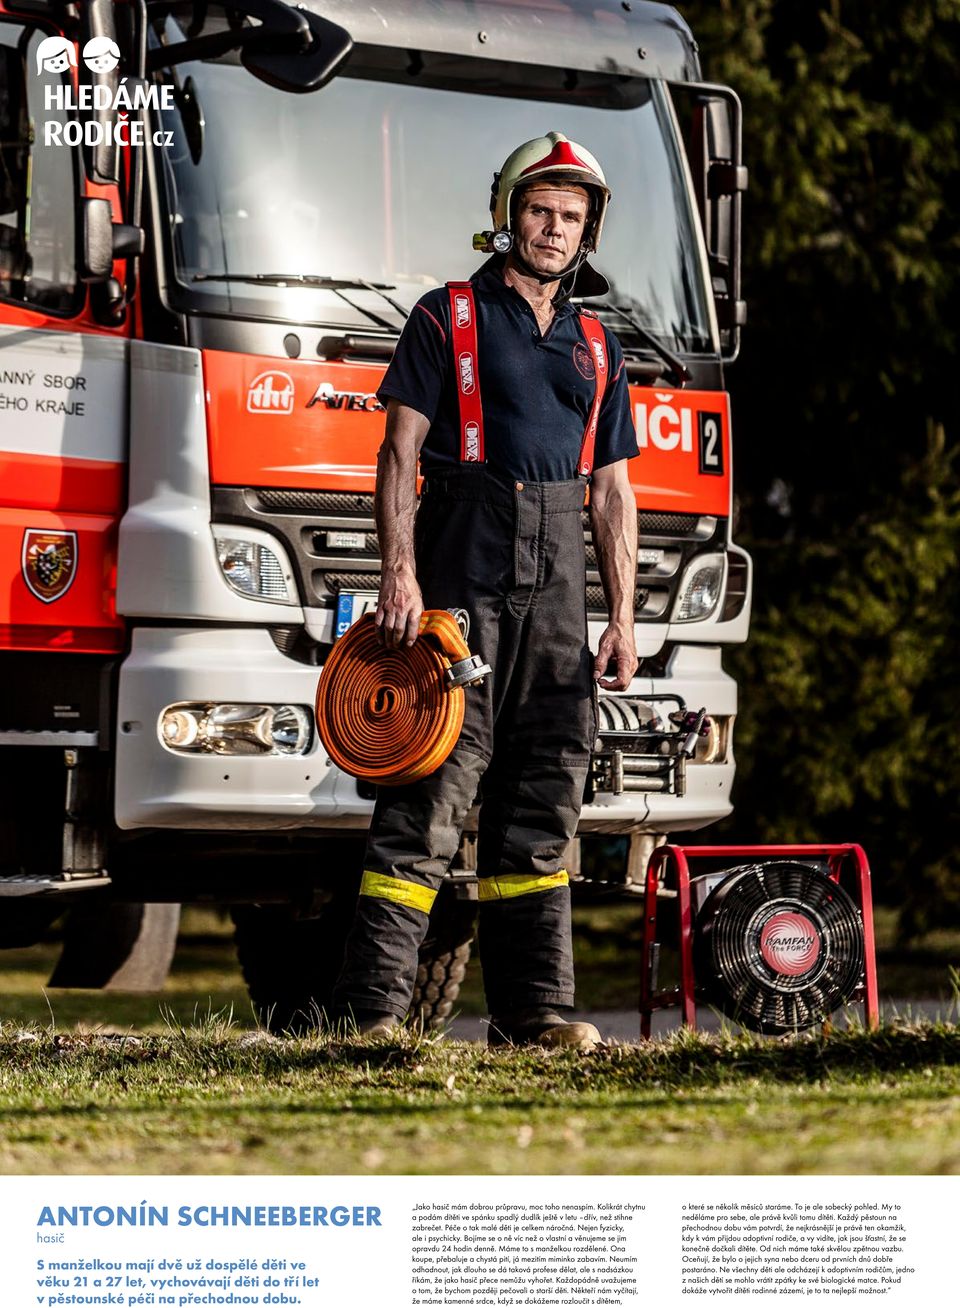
[212,487,724,625]
[318,571,380,594]
[256,490,375,515]
[639,511,700,534]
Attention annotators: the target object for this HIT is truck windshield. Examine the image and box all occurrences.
[155,57,714,353]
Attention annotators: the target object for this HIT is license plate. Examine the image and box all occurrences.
[335,589,379,638]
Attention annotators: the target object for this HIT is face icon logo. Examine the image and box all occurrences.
[36,36,76,74]
[82,37,121,73]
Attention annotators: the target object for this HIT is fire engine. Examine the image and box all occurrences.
[0,0,752,1027]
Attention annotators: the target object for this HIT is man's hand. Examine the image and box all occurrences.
[376,563,423,649]
[593,619,638,691]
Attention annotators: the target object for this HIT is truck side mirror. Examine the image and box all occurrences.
[675,83,748,362]
[145,1,353,95]
[242,8,353,94]
[80,197,114,282]
[80,198,144,283]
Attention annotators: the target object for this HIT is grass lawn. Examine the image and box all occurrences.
[0,1022,957,1176]
[0,904,957,1177]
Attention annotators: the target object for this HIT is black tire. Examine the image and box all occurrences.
[48,902,181,990]
[232,879,360,1035]
[411,889,477,1028]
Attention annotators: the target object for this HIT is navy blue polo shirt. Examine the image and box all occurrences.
[376,266,637,482]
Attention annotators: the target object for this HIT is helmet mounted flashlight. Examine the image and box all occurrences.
[473,230,513,254]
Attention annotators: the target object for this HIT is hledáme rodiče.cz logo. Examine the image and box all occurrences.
[35,36,174,148]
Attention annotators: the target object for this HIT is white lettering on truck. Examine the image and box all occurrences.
[634,396,694,452]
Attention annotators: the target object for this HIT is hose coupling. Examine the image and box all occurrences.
[445,654,492,689]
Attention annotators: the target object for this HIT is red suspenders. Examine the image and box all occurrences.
[446,283,609,477]
[447,282,485,463]
[576,309,609,478]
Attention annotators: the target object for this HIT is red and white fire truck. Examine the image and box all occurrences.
[0,0,749,1024]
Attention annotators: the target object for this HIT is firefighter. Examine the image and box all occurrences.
[332,132,639,1048]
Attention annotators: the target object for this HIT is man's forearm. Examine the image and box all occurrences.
[375,434,419,576]
[373,401,430,647]
[590,479,638,625]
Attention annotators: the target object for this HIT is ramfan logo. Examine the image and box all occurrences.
[760,912,821,976]
[454,294,472,328]
[247,371,295,415]
[590,337,606,374]
[464,422,480,461]
[458,352,476,395]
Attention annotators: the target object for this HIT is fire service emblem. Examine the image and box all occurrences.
[22,530,78,603]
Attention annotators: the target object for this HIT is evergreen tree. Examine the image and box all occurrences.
[677,2,960,929]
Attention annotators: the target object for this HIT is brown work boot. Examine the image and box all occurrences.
[487,1008,603,1050]
[352,1013,400,1037]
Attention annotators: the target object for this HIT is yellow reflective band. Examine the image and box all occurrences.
[359,870,437,915]
[477,869,570,902]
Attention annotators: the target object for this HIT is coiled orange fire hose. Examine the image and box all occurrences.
[315,610,491,785]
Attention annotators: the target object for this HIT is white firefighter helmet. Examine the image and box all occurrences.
[491,131,611,252]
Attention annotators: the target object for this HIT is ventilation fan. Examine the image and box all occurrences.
[693,861,865,1033]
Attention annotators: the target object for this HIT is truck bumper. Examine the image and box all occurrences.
[115,629,736,836]
[115,628,350,831]
[579,642,738,835]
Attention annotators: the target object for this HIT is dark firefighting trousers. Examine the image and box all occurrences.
[332,467,597,1019]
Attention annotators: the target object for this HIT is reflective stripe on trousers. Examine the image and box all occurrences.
[332,468,597,1019]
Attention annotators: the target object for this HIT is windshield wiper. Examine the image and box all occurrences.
[583,300,689,388]
[191,273,408,333]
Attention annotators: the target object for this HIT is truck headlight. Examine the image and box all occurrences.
[693,715,733,763]
[672,553,726,622]
[212,527,297,604]
[159,703,313,755]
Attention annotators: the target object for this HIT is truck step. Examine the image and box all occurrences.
[0,873,111,899]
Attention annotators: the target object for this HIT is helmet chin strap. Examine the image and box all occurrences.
[507,245,590,299]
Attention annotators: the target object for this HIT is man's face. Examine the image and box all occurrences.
[512,184,589,277]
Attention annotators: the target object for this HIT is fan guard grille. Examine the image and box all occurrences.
[694,861,865,1033]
